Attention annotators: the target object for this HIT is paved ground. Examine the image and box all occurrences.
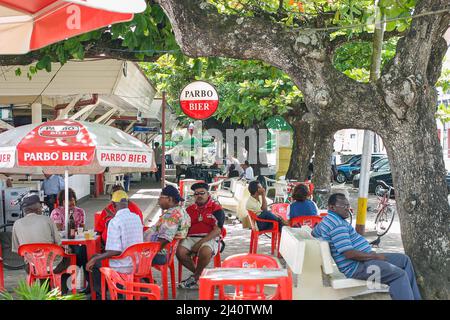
[1,179,403,300]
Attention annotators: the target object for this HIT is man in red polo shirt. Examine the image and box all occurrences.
[177,182,225,289]
[95,185,144,245]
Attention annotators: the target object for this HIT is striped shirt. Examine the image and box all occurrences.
[312,210,372,277]
[106,208,143,273]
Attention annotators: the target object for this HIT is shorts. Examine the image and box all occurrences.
[180,236,219,256]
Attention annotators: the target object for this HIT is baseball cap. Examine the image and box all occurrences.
[161,185,184,203]
[21,194,41,208]
[111,190,129,203]
[191,182,209,191]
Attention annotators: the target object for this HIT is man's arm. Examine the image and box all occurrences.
[86,250,122,271]
[260,189,268,211]
[343,250,385,261]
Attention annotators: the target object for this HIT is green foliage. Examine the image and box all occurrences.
[141,56,302,126]
[333,37,397,82]
[0,279,85,300]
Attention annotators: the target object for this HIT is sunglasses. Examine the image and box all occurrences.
[194,191,207,196]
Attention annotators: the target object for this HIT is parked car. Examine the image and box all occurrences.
[352,161,392,193]
[350,156,388,176]
[353,162,450,194]
[335,153,386,183]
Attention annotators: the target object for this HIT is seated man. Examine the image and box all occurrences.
[144,186,191,266]
[11,194,71,289]
[177,182,225,289]
[86,190,144,299]
[95,185,144,246]
[312,193,421,300]
[246,180,288,232]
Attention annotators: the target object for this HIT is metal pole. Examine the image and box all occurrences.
[64,169,69,238]
[355,1,385,235]
[161,91,166,188]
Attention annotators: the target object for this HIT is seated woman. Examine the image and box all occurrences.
[50,188,85,231]
[287,184,319,220]
[245,180,288,232]
[50,188,88,291]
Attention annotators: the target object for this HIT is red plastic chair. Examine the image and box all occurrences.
[289,216,322,228]
[101,242,161,300]
[247,210,280,256]
[18,243,77,294]
[270,203,289,221]
[219,253,282,300]
[100,267,161,300]
[178,227,227,285]
[152,239,179,300]
[0,243,4,291]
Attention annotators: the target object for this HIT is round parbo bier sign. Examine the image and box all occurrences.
[179,81,219,120]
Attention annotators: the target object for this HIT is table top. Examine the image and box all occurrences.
[200,268,288,280]
[61,235,98,243]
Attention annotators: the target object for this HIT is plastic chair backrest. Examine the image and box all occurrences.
[270,203,289,220]
[319,241,335,275]
[100,267,161,300]
[222,253,279,268]
[289,216,322,228]
[233,181,246,199]
[18,243,65,277]
[247,210,258,231]
[111,242,161,277]
[274,182,287,195]
[165,239,179,265]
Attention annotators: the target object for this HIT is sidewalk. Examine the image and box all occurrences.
[2,181,403,300]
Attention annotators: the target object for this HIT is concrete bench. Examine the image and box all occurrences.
[280,227,388,300]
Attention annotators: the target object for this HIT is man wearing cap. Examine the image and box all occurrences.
[95,185,144,246]
[11,194,71,274]
[177,182,225,289]
[144,185,190,265]
[86,190,143,299]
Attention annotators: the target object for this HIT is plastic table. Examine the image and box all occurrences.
[199,267,292,300]
[62,235,101,299]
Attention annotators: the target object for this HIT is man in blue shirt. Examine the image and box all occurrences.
[42,173,65,213]
[312,193,421,300]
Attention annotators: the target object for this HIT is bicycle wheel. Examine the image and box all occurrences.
[0,226,25,270]
[348,210,353,225]
[374,205,396,236]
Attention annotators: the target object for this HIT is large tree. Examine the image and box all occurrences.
[154,0,450,298]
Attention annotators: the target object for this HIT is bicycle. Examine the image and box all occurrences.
[0,190,49,270]
[372,180,396,238]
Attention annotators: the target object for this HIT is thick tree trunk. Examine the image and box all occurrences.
[312,128,335,190]
[286,119,314,180]
[155,0,450,299]
[380,98,450,299]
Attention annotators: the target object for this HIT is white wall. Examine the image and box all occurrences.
[68,175,90,200]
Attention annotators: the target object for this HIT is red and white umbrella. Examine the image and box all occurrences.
[0,0,147,54]
[0,119,155,235]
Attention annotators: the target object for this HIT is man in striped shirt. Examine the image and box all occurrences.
[312,193,421,300]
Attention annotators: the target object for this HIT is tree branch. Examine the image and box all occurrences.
[155,0,297,69]
[0,32,162,66]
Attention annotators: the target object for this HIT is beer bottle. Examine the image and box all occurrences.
[68,208,76,239]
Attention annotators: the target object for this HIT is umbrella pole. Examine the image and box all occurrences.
[65,169,69,238]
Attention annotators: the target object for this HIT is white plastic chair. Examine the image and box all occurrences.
[103,173,124,195]
[274,181,288,203]
[208,179,225,201]
[264,176,277,197]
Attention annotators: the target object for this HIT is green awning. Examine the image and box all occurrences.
[164,141,177,147]
[265,116,293,131]
[179,137,213,147]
